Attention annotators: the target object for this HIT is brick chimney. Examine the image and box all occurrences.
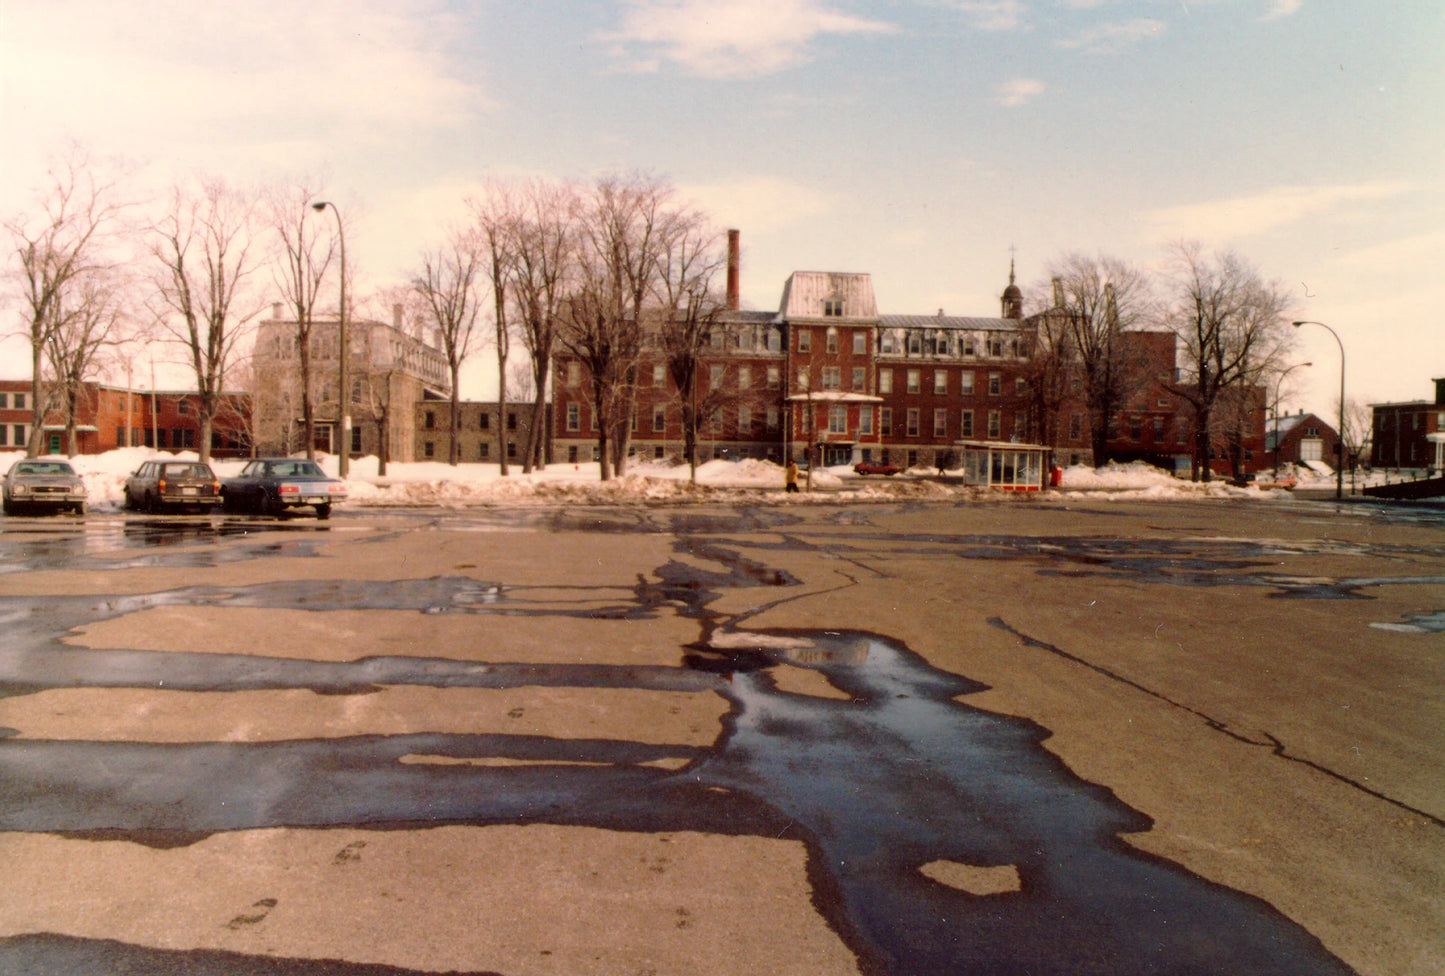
[726,229,740,311]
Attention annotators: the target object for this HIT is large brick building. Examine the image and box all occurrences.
[1371,378,1445,472]
[550,258,1268,478]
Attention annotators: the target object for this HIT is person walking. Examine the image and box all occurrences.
[785,459,800,493]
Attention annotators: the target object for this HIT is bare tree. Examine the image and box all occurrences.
[1337,396,1371,475]
[1044,253,1153,467]
[5,145,129,456]
[1162,242,1293,481]
[44,268,130,455]
[415,228,483,466]
[267,182,336,460]
[472,184,519,474]
[507,179,577,472]
[654,211,726,482]
[559,175,671,479]
[151,178,267,463]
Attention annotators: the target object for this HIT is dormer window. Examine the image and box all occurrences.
[824,299,844,317]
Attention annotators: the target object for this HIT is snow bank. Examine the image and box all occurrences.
[0,448,1396,513]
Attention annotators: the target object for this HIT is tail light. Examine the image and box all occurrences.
[158,478,168,493]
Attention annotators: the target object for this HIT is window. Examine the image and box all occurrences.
[880,331,897,354]
[853,331,867,354]
[987,336,1005,357]
[907,332,922,355]
[424,411,435,429]
[507,442,517,458]
[906,408,920,437]
[507,412,518,431]
[424,441,435,458]
[178,400,190,415]
[826,328,839,352]
[766,328,781,352]
[1153,417,1165,440]
[653,364,666,386]
[654,406,666,432]
[566,403,580,432]
[988,373,1002,396]
[738,366,751,390]
[1015,377,1028,395]
[654,446,666,459]
[907,370,921,394]
[797,368,810,390]
[824,299,844,317]
[960,371,975,395]
[567,362,580,386]
[351,425,362,453]
[852,367,865,391]
[798,330,811,352]
[0,426,8,447]
[934,370,947,395]
[934,409,947,437]
[822,367,841,390]
[881,407,892,433]
[480,412,491,430]
[988,411,1001,439]
[879,369,893,394]
[739,405,752,432]
[766,406,779,430]
[710,365,724,388]
[859,409,873,435]
[961,336,976,357]
[1015,412,1028,439]
[14,393,25,410]
[828,405,846,433]
[767,366,780,390]
[479,442,489,459]
[0,394,7,408]
[960,410,974,438]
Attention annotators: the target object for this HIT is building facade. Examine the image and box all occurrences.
[0,379,251,458]
[549,263,1269,477]
[252,305,451,463]
[414,400,549,464]
[1371,378,1445,471]
[1267,411,1342,472]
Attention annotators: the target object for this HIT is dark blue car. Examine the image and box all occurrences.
[221,458,348,519]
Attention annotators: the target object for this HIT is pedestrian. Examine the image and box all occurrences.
[785,459,800,493]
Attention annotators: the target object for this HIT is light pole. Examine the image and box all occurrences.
[1271,361,1311,477]
[311,201,348,477]
[1292,320,1345,499]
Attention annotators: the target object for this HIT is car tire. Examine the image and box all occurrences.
[2,498,11,517]
[315,503,331,520]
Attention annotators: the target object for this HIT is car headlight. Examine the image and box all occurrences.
[11,484,28,495]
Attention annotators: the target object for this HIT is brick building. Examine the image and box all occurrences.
[0,378,250,457]
[1267,411,1342,472]
[1371,378,1445,472]
[414,400,548,464]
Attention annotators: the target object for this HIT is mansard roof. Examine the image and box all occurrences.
[880,314,1024,332]
[778,271,879,320]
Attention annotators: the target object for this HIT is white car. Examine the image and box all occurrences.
[2,458,88,515]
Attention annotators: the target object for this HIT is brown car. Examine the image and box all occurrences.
[124,460,223,513]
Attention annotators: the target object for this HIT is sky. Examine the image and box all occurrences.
[2,0,1442,416]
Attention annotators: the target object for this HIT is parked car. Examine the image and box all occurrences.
[221,458,347,518]
[2,458,88,515]
[854,460,901,476]
[124,460,224,513]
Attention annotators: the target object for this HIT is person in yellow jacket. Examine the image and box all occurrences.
[784,459,800,493]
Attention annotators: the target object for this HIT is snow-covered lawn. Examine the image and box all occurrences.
[0,448,1408,512]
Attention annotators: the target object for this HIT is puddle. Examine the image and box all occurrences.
[0,512,1386,975]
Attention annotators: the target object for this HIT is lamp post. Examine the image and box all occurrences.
[1271,361,1311,477]
[1292,320,1345,499]
[311,201,348,477]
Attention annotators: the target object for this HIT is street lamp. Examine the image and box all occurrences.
[1292,320,1345,500]
[1271,361,1311,477]
[311,201,348,477]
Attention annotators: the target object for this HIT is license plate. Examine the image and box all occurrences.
[305,496,326,504]
[183,487,198,495]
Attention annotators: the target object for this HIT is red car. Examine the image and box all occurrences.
[854,461,901,476]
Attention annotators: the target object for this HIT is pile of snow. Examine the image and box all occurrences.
[4,448,1414,513]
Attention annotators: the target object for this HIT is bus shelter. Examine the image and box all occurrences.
[957,440,1050,491]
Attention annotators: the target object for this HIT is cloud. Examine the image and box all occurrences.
[1140,181,1415,241]
[1055,18,1166,54]
[600,0,896,78]
[940,1,1027,31]
[995,78,1046,107]
[679,175,835,233]
[1264,0,1304,19]
[0,1,486,180]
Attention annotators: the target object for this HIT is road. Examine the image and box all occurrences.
[0,498,1441,975]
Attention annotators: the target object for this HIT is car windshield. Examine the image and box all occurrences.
[14,462,75,476]
[267,461,326,478]
[163,463,211,477]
